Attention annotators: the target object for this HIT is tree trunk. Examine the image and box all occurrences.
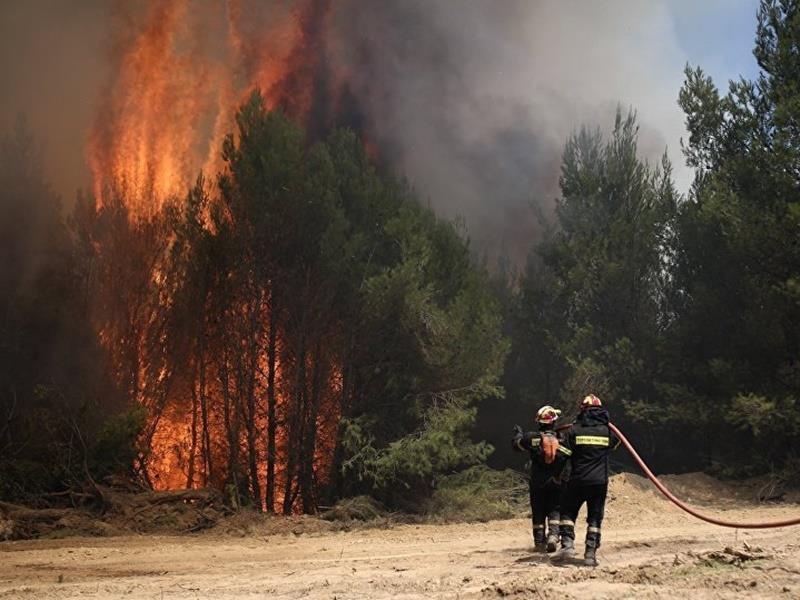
[199,348,212,486]
[283,336,306,515]
[196,295,212,487]
[266,303,278,512]
[245,294,262,510]
[186,365,199,489]
[326,359,352,505]
[300,339,324,513]
[220,352,241,508]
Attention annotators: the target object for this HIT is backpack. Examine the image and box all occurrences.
[541,432,559,464]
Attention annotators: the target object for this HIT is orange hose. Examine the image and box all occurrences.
[609,423,800,529]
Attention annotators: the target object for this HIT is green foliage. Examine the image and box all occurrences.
[267,116,512,509]
[422,466,527,522]
[506,107,678,448]
[90,406,147,480]
[725,392,800,466]
[505,0,800,475]
[667,0,800,471]
[341,403,493,500]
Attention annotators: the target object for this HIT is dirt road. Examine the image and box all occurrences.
[2,475,799,599]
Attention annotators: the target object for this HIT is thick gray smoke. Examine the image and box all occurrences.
[2,0,705,265]
[330,0,691,265]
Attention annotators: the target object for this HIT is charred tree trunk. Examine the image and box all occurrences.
[220,353,241,508]
[300,339,324,513]
[233,339,250,504]
[196,295,213,487]
[199,348,212,486]
[186,366,199,489]
[245,294,262,510]
[326,358,353,505]
[245,393,261,509]
[283,337,306,515]
[266,303,278,512]
[139,368,176,489]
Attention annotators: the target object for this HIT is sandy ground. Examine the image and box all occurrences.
[1,475,799,599]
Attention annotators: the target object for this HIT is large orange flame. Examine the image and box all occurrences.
[88,0,315,217]
[88,0,343,511]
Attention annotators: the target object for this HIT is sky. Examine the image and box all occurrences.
[668,0,761,84]
[0,0,762,210]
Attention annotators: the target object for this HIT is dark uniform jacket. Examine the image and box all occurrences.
[512,429,572,489]
[562,407,620,486]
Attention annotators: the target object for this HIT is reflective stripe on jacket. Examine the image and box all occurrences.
[562,407,620,486]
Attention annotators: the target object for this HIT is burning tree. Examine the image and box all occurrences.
[1,0,506,514]
[75,92,507,513]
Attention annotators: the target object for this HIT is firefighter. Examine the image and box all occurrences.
[512,405,572,553]
[552,394,620,566]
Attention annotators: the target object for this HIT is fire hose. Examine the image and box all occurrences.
[608,423,800,529]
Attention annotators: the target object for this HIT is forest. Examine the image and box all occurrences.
[1,0,798,519]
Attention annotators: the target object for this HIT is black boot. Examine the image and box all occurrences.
[533,524,547,553]
[584,525,601,566]
[551,521,575,561]
[546,521,559,553]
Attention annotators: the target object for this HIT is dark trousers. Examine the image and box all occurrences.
[530,485,560,543]
[559,483,607,549]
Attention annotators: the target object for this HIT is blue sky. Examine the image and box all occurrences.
[668,0,761,85]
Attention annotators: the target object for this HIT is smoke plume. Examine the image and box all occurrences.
[2,0,696,263]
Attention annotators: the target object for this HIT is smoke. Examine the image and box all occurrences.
[329,0,690,264]
[2,0,701,263]
[0,0,111,201]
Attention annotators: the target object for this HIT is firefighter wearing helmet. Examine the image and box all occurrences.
[512,404,572,553]
[552,394,620,566]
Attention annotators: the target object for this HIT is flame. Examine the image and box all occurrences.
[88,0,319,217]
[89,0,345,511]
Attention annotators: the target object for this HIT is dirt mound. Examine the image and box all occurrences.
[606,470,790,515]
[608,471,655,495]
[656,471,800,507]
[602,470,796,528]
[658,472,752,507]
[606,472,665,521]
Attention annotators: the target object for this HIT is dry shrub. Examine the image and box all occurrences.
[321,495,387,522]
